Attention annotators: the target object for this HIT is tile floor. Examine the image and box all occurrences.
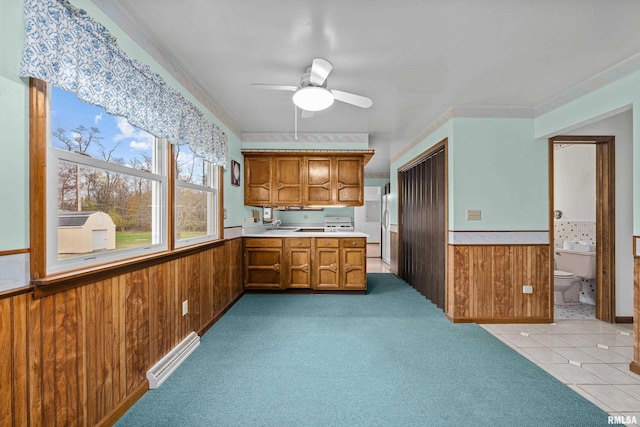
[481,320,639,425]
[366,258,640,425]
[555,302,596,320]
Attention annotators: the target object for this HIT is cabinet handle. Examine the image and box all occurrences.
[344,263,352,272]
[352,241,356,246]
[261,242,266,246]
[329,263,337,272]
[298,241,302,245]
[272,263,280,272]
[296,263,309,273]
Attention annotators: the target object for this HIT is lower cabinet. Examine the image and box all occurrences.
[340,238,367,290]
[244,238,283,289]
[285,238,312,289]
[315,238,366,290]
[243,236,366,291]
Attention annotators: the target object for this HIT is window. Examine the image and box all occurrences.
[174,144,219,246]
[48,86,167,273]
[39,84,222,276]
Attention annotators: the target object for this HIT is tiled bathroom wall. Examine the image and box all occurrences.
[553,220,596,248]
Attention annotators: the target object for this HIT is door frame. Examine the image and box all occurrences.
[548,135,615,322]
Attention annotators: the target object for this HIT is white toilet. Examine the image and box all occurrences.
[554,248,596,305]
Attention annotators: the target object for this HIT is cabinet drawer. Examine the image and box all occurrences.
[341,238,365,248]
[287,238,311,248]
[244,238,282,248]
[316,238,339,248]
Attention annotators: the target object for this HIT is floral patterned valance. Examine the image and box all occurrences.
[19,0,228,166]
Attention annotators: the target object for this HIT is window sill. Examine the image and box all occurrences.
[32,239,226,298]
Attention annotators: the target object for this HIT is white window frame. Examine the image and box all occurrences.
[174,150,219,247]
[46,90,168,274]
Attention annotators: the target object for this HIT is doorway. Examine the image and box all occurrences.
[549,135,615,322]
[398,139,447,310]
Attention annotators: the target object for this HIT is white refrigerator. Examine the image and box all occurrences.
[381,193,392,264]
[354,186,381,257]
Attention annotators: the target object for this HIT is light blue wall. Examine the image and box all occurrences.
[389,118,546,232]
[276,207,355,225]
[450,117,546,230]
[0,0,30,250]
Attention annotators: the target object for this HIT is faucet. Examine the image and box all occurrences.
[271,219,281,229]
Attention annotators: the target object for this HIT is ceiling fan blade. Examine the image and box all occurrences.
[330,89,373,108]
[250,83,298,91]
[300,109,315,119]
[309,58,333,86]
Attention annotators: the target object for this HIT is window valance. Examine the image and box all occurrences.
[19,0,228,166]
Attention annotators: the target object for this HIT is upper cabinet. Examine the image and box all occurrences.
[242,151,372,207]
[244,156,272,205]
[273,157,304,205]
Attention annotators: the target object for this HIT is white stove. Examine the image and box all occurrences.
[323,216,354,232]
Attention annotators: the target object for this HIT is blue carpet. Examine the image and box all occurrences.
[117,273,617,426]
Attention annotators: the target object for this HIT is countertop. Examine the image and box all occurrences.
[242,226,368,238]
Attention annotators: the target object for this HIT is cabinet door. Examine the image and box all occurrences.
[244,156,272,206]
[336,157,363,205]
[315,247,340,289]
[244,247,283,289]
[287,251,311,290]
[306,157,334,205]
[273,157,303,205]
[341,247,366,290]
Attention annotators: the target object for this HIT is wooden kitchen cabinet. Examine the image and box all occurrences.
[336,157,364,205]
[244,156,272,206]
[306,157,334,205]
[340,238,366,290]
[244,238,283,289]
[315,237,366,290]
[243,152,371,207]
[273,156,303,205]
[315,238,340,289]
[243,236,367,291]
[284,238,312,289]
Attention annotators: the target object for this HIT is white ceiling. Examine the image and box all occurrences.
[102,0,640,177]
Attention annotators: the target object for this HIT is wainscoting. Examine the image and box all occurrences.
[0,238,243,426]
[446,244,551,323]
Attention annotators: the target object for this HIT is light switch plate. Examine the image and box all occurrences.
[466,209,481,221]
[182,300,188,316]
[523,285,533,294]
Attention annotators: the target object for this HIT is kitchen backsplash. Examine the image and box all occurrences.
[554,220,596,248]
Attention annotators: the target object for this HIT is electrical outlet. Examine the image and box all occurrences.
[466,209,481,221]
[182,300,189,316]
[523,285,533,294]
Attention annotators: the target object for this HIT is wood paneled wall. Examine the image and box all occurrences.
[633,257,640,373]
[0,238,243,426]
[446,244,551,323]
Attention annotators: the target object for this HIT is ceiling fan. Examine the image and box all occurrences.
[251,58,373,118]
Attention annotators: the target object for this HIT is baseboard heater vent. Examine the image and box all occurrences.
[146,331,200,389]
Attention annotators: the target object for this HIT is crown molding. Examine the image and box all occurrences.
[90,0,241,137]
[535,51,640,117]
[241,133,369,143]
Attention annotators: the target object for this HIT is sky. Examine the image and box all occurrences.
[51,86,155,167]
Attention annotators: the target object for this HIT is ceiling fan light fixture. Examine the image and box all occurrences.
[292,86,334,112]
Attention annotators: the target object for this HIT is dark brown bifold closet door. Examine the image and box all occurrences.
[400,147,445,309]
